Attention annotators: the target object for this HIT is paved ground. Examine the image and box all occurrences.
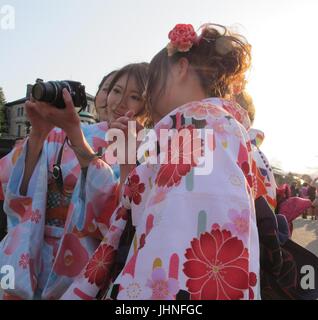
[292,218,318,257]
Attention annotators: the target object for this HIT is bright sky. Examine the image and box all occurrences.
[0,0,317,175]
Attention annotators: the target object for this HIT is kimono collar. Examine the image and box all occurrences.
[211,98,252,131]
[154,97,252,132]
[197,97,252,131]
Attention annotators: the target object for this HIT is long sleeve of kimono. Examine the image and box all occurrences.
[0,138,51,299]
[60,160,125,300]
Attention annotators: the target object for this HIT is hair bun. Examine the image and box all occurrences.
[215,37,234,55]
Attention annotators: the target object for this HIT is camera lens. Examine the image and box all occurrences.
[32,83,45,100]
[31,79,86,109]
[32,82,57,103]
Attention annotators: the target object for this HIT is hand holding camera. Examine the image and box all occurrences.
[25,98,55,141]
[21,80,95,195]
[25,79,87,141]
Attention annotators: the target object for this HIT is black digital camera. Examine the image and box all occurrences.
[31,79,87,109]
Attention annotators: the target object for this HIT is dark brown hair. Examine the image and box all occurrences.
[146,23,251,118]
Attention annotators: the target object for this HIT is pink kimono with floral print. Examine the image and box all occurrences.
[62,98,261,300]
[0,123,118,300]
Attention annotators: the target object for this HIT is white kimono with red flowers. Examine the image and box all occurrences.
[62,98,261,300]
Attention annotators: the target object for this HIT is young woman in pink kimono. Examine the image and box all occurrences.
[0,63,149,300]
[62,23,262,300]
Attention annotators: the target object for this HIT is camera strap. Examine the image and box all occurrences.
[51,109,89,194]
[52,137,67,194]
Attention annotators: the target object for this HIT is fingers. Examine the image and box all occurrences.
[113,116,130,127]
[110,121,128,131]
[125,110,135,119]
[25,100,36,109]
[62,88,75,111]
[29,100,59,124]
[25,100,41,116]
[111,111,144,134]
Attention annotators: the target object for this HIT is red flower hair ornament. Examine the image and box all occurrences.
[167,24,199,56]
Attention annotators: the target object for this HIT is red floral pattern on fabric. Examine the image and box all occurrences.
[222,100,251,131]
[155,126,202,188]
[237,143,256,194]
[124,174,145,205]
[84,244,116,287]
[183,228,257,300]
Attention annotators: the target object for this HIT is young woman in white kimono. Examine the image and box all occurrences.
[0,63,149,299]
[62,23,262,300]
